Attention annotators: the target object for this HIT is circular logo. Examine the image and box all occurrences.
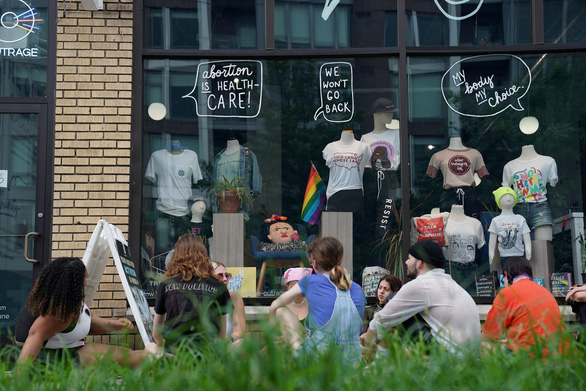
[0,0,41,43]
[448,155,471,175]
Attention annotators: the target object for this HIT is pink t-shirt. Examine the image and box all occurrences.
[426,148,489,189]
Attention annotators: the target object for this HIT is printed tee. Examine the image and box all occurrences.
[360,130,400,171]
[322,140,372,199]
[426,148,489,189]
[488,214,530,257]
[502,155,558,203]
[443,217,485,264]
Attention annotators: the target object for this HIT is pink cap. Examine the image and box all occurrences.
[284,267,313,283]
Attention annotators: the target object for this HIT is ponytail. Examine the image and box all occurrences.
[330,264,351,291]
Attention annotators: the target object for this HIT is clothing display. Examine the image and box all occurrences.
[145,149,203,217]
[154,275,232,347]
[212,146,262,196]
[322,140,372,200]
[483,279,565,353]
[15,303,91,349]
[369,268,480,355]
[488,214,530,257]
[360,130,400,171]
[444,217,485,264]
[298,274,364,363]
[426,147,489,189]
[502,155,558,204]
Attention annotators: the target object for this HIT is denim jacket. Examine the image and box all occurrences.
[211,146,262,212]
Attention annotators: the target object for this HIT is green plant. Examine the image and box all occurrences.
[208,174,255,209]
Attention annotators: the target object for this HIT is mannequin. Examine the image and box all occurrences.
[443,204,485,293]
[225,139,240,155]
[426,136,488,217]
[488,187,531,272]
[322,130,372,213]
[360,98,400,172]
[502,144,558,241]
[190,200,206,223]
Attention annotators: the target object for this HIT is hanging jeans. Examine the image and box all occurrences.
[298,279,363,364]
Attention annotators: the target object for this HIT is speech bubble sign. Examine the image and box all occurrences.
[441,54,532,118]
[314,62,354,123]
[434,0,484,21]
[183,60,263,118]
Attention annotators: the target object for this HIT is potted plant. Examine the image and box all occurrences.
[209,175,254,213]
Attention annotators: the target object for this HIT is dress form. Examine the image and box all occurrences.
[448,204,466,222]
[448,137,466,150]
[519,145,539,160]
[169,140,184,155]
[339,130,355,145]
[225,139,240,155]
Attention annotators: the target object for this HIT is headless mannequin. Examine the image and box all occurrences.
[168,140,184,155]
[339,130,355,145]
[225,139,240,155]
[191,201,206,223]
[448,204,466,222]
[488,194,532,270]
[516,145,551,241]
[448,137,466,150]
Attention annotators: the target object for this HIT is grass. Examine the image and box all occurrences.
[1,324,586,391]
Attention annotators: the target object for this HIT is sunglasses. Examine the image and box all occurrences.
[217,272,232,279]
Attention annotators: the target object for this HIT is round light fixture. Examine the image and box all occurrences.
[148,103,167,121]
[519,116,539,135]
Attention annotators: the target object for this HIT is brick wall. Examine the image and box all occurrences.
[53,0,135,345]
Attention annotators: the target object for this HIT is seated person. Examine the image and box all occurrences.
[362,275,402,334]
[271,267,313,349]
[258,215,305,252]
[212,261,246,343]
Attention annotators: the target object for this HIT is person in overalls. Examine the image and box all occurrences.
[269,237,366,364]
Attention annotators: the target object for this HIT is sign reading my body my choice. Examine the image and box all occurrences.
[183,60,263,118]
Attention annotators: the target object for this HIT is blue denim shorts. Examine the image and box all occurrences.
[513,202,553,229]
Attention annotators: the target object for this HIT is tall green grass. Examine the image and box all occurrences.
[2,322,585,391]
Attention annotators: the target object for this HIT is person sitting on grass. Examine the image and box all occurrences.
[269,237,366,364]
[362,275,402,334]
[361,240,480,360]
[482,256,569,356]
[212,261,246,344]
[153,234,232,352]
[15,257,161,367]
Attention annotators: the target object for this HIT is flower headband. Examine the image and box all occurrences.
[264,214,287,224]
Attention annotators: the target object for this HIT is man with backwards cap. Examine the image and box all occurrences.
[361,240,480,358]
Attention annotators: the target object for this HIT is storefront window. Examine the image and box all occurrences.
[408,53,586,295]
[406,0,531,47]
[140,57,400,297]
[544,0,586,43]
[0,0,48,97]
[143,0,264,50]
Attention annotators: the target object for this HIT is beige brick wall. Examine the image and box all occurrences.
[54,0,134,345]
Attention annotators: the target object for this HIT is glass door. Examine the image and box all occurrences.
[0,106,49,345]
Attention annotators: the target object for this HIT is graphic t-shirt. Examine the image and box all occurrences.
[360,130,400,171]
[215,150,240,182]
[488,214,530,257]
[443,217,485,264]
[426,148,489,189]
[502,155,558,203]
[322,140,372,199]
[155,275,232,346]
[145,149,203,216]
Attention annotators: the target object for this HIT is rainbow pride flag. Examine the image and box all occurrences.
[301,164,327,225]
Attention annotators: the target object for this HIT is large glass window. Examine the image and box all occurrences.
[406,0,531,47]
[143,0,264,50]
[0,0,48,97]
[408,53,586,295]
[544,0,586,43]
[140,57,400,297]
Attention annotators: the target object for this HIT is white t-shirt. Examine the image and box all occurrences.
[145,149,203,216]
[502,155,558,203]
[488,214,530,257]
[322,140,372,199]
[443,217,485,264]
[359,130,400,171]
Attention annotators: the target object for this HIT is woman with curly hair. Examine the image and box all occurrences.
[15,257,161,366]
[153,234,232,351]
[269,237,365,363]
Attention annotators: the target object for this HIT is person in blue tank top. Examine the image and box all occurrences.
[269,237,366,363]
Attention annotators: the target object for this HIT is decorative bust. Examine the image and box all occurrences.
[259,214,306,252]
